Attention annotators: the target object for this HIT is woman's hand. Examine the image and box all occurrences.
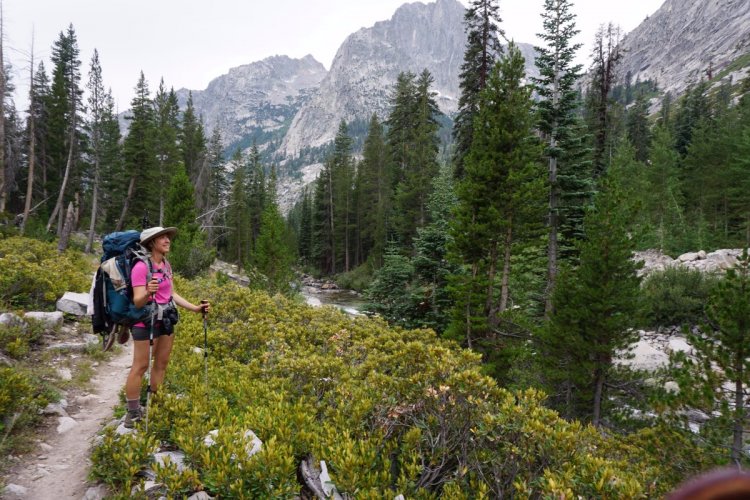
[196,300,210,315]
[146,278,159,295]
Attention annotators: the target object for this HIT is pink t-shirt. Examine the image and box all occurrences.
[131,259,172,327]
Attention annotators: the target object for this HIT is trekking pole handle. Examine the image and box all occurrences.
[200,300,209,318]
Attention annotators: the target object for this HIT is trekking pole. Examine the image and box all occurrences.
[201,300,209,394]
[145,292,156,433]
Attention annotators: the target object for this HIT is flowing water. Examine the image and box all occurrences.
[300,285,366,315]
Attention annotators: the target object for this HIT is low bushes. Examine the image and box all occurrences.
[91,277,698,497]
[641,267,719,328]
[0,236,92,309]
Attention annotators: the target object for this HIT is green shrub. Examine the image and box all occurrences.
[0,322,44,359]
[0,366,55,454]
[0,236,92,309]
[334,263,373,292]
[91,278,708,497]
[641,267,719,327]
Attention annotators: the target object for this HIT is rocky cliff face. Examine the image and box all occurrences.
[175,55,328,150]
[618,0,750,94]
[279,0,538,156]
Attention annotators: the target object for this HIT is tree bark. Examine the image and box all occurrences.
[115,176,136,232]
[21,44,36,236]
[499,224,513,313]
[0,7,6,214]
[57,201,75,253]
[592,366,604,427]
[47,113,76,235]
[85,163,99,253]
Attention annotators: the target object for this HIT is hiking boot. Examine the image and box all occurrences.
[101,325,117,352]
[123,407,142,428]
[117,325,130,345]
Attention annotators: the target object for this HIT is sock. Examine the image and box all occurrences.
[127,398,140,411]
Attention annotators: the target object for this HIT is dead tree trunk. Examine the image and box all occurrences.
[57,201,75,253]
[115,176,136,232]
[21,38,36,235]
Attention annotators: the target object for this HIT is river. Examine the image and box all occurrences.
[300,285,366,315]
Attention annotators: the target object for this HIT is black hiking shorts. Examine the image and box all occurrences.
[131,323,173,341]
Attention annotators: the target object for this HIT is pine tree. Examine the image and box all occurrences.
[165,165,214,278]
[394,70,440,247]
[585,23,622,177]
[626,92,652,162]
[83,49,107,252]
[246,144,266,250]
[27,61,51,214]
[533,0,584,315]
[673,80,711,157]
[331,121,355,272]
[203,127,228,247]
[225,150,251,268]
[97,92,123,230]
[153,80,182,225]
[297,187,314,267]
[453,0,504,178]
[539,174,642,426]
[447,43,544,358]
[181,91,206,187]
[678,250,750,466]
[312,158,335,274]
[118,71,156,230]
[644,125,685,252]
[386,71,417,191]
[353,114,389,267]
[253,166,295,295]
[46,25,84,236]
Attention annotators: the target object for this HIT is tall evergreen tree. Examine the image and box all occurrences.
[394,70,440,247]
[45,25,84,236]
[297,187,314,267]
[97,91,123,231]
[181,91,206,188]
[225,150,251,268]
[165,165,214,278]
[118,71,156,230]
[644,125,685,252]
[626,92,652,162]
[246,144,266,250]
[353,114,389,267]
[331,121,355,272]
[83,49,107,252]
[539,175,642,426]
[312,158,335,274]
[453,0,504,178]
[253,166,295,295]
[153,80,182,225]
[533,0,584,315]
[448,43,544,361]
[585,22,622,177]
[26,61,51,213]
[672,251,750,466]
[203,127,228,247]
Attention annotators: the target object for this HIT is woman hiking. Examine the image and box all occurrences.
[123,226,210,427]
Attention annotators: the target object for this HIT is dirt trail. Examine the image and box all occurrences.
[2,343,132,499]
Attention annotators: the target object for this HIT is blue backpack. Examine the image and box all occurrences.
[91,230,154,335]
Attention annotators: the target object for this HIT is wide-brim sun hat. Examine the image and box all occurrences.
[140,226,178,246]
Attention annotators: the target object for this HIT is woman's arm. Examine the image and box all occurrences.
[133,279,159,309]
[173,291,209,314]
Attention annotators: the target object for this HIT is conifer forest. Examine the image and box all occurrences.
[3,0,750,496]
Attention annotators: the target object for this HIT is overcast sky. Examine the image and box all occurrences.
[4,0,663,112]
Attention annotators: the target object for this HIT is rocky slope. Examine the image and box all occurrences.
[175,55,327,151]
[279,0,537,155]
[618,0,750,95]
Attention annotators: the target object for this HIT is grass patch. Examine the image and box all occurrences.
[715,52,750,81]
